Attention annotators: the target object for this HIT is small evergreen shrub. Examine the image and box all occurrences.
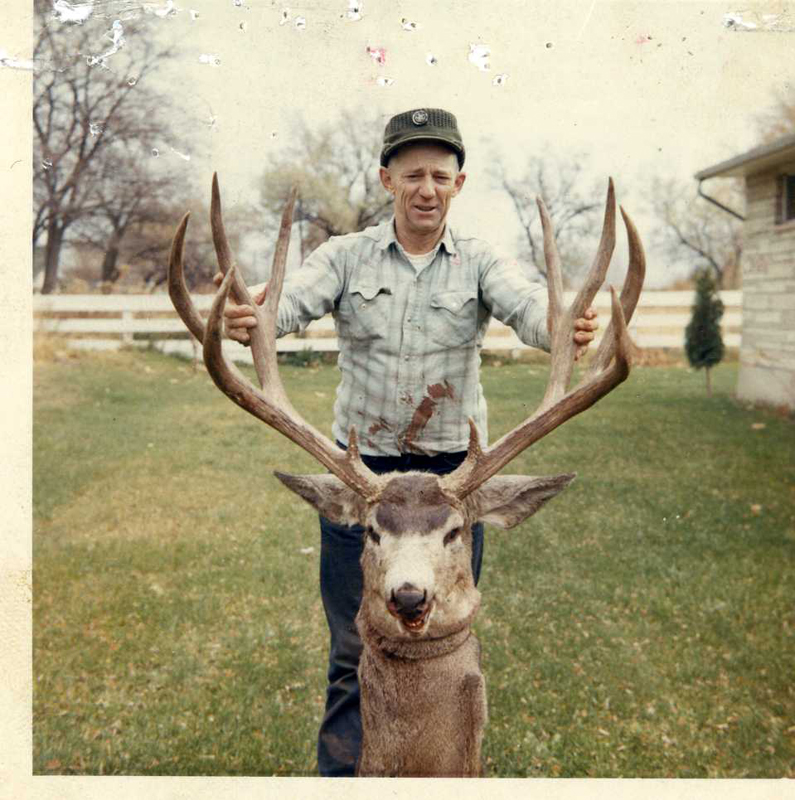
[684,267,724,396]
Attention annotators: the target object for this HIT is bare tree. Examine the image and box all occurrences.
[257,109,393,257]
[70,143,183,287]
[648,176,744,288]
[755,82,795,144]
[33,0,181,293]
[120,193,254,292]
[489,150,602,285]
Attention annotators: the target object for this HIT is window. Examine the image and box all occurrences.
[786,175,795,222]
[778,173,795,223]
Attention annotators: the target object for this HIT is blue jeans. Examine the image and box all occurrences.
[317,448,485,777]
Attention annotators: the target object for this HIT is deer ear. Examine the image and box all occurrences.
[274,472,367,526]
[468,474,576,529]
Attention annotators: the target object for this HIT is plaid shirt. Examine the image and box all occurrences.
[277,217,550,456]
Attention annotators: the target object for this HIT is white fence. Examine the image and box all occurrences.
[33,290,743,363]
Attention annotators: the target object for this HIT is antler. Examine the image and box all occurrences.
[441,178,646,499]
[168,174,381,500]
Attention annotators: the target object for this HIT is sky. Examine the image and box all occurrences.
[14,0,793,287]
[52,0,789,288]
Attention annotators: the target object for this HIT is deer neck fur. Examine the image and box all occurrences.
[356,609,475,661]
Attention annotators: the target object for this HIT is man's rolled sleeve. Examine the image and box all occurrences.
[480,251,551,353]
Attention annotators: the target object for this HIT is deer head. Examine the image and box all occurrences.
[168,174,645,642]
[276,467,576,641]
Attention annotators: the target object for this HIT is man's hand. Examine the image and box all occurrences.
[573,306,599,361]
[212,271,268,345]
[547,304,600,361]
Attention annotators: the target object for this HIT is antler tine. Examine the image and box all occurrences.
[537,196,564,325]
[210,173,256,309]
[260,183,296,340]
[572,177,617,318]
[251,181,297,406]
[209,172,294,396]
[536,195,569,411]
[586,206,646,378]
[168,212,208,343]
[196,177,380,499]
[537,178,616,412]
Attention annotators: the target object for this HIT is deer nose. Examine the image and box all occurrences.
[391,584,427,619]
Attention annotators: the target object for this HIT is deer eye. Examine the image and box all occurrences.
[444,527,462,546]
[365,526,381,545]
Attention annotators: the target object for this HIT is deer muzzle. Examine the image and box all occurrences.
[388,584,431,631]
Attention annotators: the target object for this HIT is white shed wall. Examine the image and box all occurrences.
[739,164,795,409]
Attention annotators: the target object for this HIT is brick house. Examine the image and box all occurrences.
[695,133,795,410]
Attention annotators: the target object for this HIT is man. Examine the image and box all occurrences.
[218,108,598,776]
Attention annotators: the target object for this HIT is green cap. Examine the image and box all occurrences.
[380,108,465,168]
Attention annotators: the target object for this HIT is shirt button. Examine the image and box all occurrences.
[404,355,410,361]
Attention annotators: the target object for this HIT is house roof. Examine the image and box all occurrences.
[694,132,795,179]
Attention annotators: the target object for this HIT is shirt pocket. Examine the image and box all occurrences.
[340,280,393,341]
[428,290,478,348]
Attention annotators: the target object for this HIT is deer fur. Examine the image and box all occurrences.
[276,469,575,777]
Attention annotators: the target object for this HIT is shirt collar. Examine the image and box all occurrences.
[376,217,399,251]
[377,216,459,256]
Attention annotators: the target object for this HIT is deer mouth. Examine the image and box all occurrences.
[387,601,433,634]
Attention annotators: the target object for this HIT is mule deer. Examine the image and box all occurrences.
[168,174,645,777]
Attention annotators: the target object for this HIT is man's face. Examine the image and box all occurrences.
[379,143,466,240]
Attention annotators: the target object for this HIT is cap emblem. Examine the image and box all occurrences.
[411,109,429,126]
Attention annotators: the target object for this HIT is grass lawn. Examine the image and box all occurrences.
[33,348,795,777]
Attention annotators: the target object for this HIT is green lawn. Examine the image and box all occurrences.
[33,348,795,777]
